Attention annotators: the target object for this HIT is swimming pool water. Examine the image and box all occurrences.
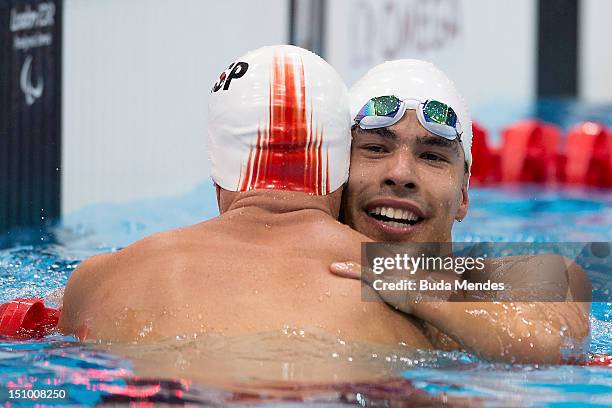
[0,183,611,406]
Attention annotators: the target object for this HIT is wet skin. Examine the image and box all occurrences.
[55,113,590,362]
[59,189,432,347]
[335,112,591,362]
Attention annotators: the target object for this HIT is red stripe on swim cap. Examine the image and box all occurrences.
[240,52,326,194]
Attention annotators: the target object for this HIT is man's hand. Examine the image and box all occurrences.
[330,261,462,315]
[331,261,415,314]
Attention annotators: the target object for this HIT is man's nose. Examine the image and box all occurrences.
[383,150,418,190]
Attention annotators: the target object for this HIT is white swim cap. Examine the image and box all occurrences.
[208,45,351,195]
[349,60,472,169]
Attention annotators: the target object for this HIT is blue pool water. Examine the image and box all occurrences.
[0,182,611,406]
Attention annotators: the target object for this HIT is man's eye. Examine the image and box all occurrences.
[362,144,388,153]
[421,152,446,162]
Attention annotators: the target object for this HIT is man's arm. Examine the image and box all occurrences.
[331,254,591,363]
[413,255,590,364]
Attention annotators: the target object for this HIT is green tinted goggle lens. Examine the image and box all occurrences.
[355,96,401,121]
[422,100,458,127]
[372,96,401,116]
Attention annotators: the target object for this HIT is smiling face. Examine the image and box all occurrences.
[341,111,469,242]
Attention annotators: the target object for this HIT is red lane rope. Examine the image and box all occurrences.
[470,120,612,188]
[0,298,60,339]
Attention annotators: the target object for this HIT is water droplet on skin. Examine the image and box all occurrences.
[265,223,271,229]
[253,289,259,295]
[138,322,154,338]
[325,290,331,297]
[318,296,323,302]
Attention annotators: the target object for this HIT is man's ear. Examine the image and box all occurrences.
[456,170,470,222]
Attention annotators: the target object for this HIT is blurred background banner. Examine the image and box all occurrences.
[325,0,536,110]
[0,0,61,232]
[324,0,612,131]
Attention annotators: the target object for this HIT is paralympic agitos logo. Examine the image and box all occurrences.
[20,55,44,106]
[211,61,249,93]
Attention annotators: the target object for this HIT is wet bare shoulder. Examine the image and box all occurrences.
[58,227,197,330]
[58,252,116,333]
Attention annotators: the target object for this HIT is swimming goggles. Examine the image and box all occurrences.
[354,95,462,141]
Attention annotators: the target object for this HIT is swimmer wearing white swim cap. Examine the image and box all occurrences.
[59,46,433,348]
[329,60,591,364]
[342,59,472,243]
[208,45,351,195]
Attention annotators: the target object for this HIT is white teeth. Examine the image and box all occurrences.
[369,206,421,222]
